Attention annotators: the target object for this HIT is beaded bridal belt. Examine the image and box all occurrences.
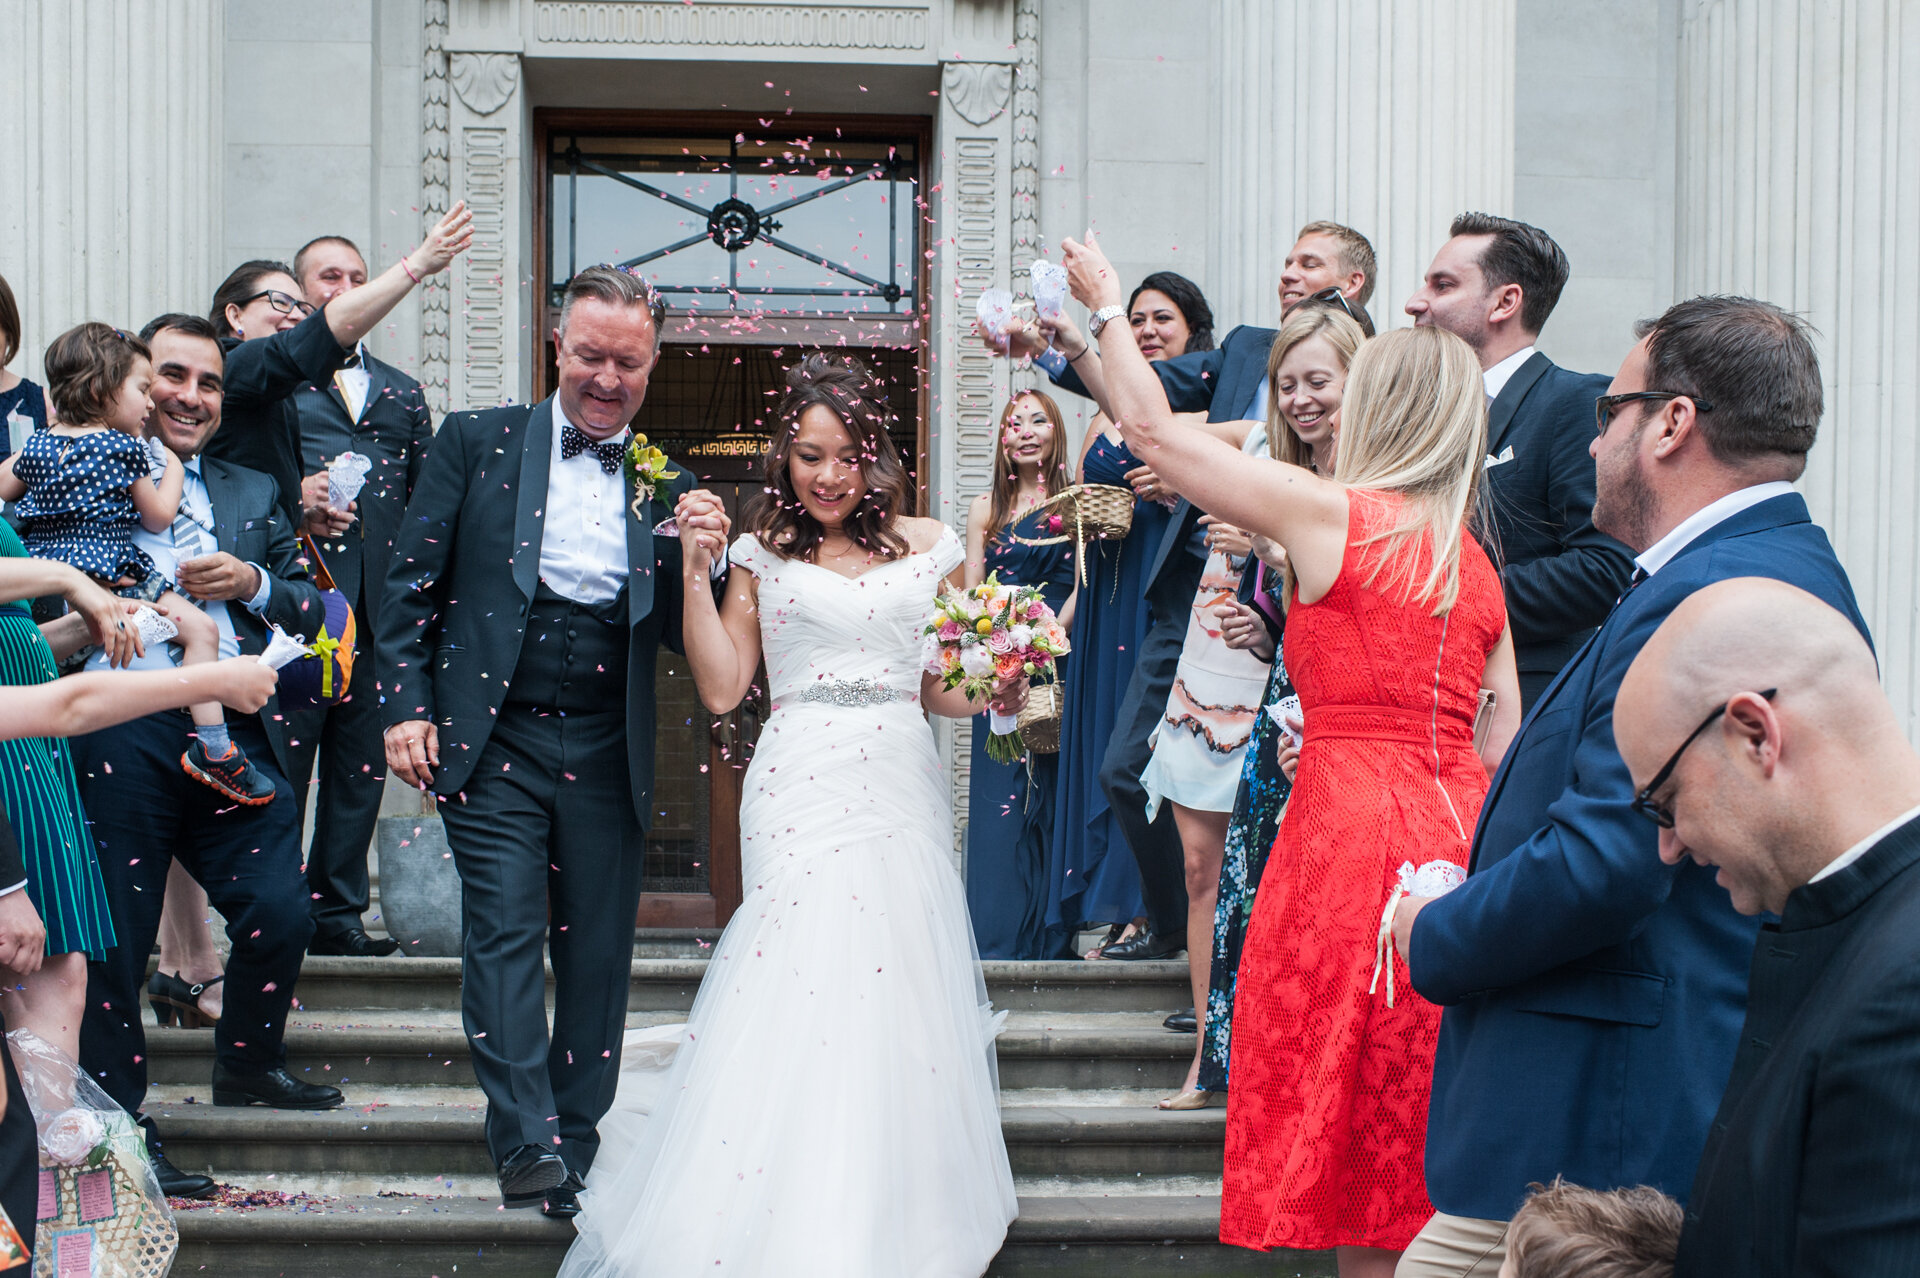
[794,678,909,708]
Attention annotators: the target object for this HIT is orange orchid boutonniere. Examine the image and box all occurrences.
[625,432,680,516]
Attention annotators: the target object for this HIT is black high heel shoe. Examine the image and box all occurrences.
[147,971,223,1029]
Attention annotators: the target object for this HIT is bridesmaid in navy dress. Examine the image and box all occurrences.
[963,391,1077,959]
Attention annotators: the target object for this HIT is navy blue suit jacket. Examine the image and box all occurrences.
[1042,323,1274,601]
[1410,493,1871,1220]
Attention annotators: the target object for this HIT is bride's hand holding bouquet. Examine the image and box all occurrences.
[923,572,1071,762]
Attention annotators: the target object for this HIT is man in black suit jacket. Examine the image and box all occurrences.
[1407,214,1635,709]
[74,316,341,1199]
[1612,578,1920,1278]
[378,267,723,1217]
[285,236,434,957]
[1010,221,1376,957]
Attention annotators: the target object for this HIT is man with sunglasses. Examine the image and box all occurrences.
[1613,578,1920,1278]
[1407,213,1636,711]
[1386,295,1869,1278]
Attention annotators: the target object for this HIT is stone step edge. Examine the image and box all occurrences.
[266,956,1191,983]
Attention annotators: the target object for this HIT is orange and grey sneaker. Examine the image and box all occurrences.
[181,739,278,806]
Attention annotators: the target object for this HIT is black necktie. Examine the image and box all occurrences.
[560,423,625,475]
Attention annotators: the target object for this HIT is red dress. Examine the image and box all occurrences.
[1220,493,1506,1252]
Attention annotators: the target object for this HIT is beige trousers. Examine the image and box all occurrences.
[1394,1211,1510,1278]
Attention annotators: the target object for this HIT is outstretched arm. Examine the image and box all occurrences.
[324,202,474,350]
[0,658,278,741]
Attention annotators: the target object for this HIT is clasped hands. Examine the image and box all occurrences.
[674,489,733,575]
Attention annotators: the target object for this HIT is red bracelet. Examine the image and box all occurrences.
[401,257,421,284]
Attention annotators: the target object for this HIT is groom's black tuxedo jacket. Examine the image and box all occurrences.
[375,397,695,826]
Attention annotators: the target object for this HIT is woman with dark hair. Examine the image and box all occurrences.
[560,353,1019,1277]
[0,273,47,459]
[961,389,1077,959]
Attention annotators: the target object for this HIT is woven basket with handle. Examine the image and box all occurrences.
[35,1152,178,1278]
[1011,484,1135,585]
[1015,679,1064,754]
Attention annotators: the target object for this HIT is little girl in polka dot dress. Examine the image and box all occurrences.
[0,322,276,805]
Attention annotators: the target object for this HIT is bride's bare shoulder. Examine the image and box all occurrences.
[899,516,950,555]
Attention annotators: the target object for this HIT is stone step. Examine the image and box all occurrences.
[173,1191,1335,1276]
[151,1100,1226,1183]
[145,1016,1200,1091]
[280,955,1192,1015]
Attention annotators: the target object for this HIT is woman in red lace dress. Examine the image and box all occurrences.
[1065,234,1522,1278]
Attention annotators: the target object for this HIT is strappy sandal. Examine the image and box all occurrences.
[147,971,224,1028]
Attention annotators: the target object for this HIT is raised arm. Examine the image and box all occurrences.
[676,492,762,715]
[325,202,473,350]
[129,442,185,533]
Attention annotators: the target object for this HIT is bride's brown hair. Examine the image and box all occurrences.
[747,353,914,562]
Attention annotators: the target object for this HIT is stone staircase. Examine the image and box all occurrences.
[144,941,1335,1276]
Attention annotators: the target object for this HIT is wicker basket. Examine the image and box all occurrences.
[1016,680,1064,755]
[34,1153,178,1278]
[1012,484,1136,585]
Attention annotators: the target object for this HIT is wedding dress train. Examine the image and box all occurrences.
[557,526,1017,1278]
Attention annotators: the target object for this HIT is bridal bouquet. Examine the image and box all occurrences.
[923,572,1071,763]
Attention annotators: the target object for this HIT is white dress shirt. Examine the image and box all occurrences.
[1633,482,1798,579]
[333,343,372,422]
[539,398,631,605]
[1482,345,1539,402]
[86,456,274,673]
[1808,802,1920,885]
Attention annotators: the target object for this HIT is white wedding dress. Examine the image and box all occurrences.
[557,526,1017,1278]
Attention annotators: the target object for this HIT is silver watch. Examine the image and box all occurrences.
[1088,304,1126,337]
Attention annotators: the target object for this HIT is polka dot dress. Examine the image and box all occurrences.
[11,428,160,584]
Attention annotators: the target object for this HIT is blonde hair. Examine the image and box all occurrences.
[1506,1179,1681,1278]
[1264,307,1367,609]
[1333,325,1488,615]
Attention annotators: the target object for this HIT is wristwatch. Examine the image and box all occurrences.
[1088,304,1126,338]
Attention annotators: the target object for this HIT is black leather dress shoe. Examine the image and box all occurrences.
[1100,928,1186,961]
[211,1063,345,1110]
[1164,1007,1198,1033]
[308,927,403,958]
[151,1148,217,1199]
[498,1144,568,1208]
[543,1171,585,1219]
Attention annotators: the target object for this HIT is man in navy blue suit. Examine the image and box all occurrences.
[1387,295,1870,1278]
[1407,214,1636,709]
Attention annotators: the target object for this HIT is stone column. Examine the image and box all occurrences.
[1206,0,1516,330]
[1676,0,1920,730]
[0,0,224,379]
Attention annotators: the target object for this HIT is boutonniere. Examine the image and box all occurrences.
[625,432,680,516]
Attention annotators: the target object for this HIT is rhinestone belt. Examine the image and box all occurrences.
[796,678,906,707]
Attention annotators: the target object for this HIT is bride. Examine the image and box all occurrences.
[557,355,1020,1277]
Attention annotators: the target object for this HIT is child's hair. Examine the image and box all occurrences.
[43,323,151,425]
[1505,1178,1682,1278]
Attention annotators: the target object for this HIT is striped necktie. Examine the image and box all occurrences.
[167,489,215,664]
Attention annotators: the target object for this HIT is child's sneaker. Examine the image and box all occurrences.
[182,739,278,806]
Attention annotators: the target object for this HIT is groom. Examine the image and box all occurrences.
[377,265,723,1217]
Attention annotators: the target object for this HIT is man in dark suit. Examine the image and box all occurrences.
[1613,579,1920,1278]
[0,812,41,1257]
[1008,221,1376,958]
[378,266,722,1218]
[1388,296,1870,1277]
[286,235,434,958]
[75,315,342,1201]
[1407,214,1636,710]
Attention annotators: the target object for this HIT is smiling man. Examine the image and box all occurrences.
[1387,296,1871,1278]
[376,265,727,1219]
[1614,578,1920,1278]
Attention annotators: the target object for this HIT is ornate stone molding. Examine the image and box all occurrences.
[942,60,1013,126]
[420,0,452,415]
[450,51,520,116]
[533,3,928,50]
[1010,0,1039,280]
[461,127,511,407]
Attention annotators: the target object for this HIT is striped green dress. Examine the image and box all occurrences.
[0,521,115,958]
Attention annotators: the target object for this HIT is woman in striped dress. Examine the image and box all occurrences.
[0,519,122,1064]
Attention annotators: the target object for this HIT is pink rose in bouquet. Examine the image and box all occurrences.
[923,571,1072,762]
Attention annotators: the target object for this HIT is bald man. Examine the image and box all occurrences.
[1616,578,1920,1278]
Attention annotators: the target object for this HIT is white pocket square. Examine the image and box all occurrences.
[1484,446,1515,469]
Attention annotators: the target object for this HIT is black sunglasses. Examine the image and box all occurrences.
[242,289,317,319]
[1596,390,1713,439]
[1631,688,1777,828]
[1305,286,1359,323]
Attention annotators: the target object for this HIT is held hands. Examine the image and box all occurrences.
[1061,233,1125,313]
[1214,600,1274,660]
[0,889,47,977]
[407,201,476,280]
[675,489,731,577]
[1200,516,1253,560]
[174,553,262,603]
[68,570,151,667]
[385,720,440,790]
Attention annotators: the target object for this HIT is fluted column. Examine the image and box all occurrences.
[1676,0,1920,730]
[0,0,224,379]
[1207,0,1515,330]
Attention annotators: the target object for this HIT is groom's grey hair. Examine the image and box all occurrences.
[557,265,667,339]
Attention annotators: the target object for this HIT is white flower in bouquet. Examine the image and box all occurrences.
[960,645,996,677]
[42,1107,105,1166]
[919,633,944,674]
[1008,622,1035,649]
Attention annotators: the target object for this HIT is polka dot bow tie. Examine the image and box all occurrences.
[560,422,625,474]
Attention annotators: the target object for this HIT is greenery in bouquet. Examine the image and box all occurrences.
[922,572,1071,763]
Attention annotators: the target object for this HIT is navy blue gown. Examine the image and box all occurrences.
[965,505,1077,959]
[1044,434,1167,935]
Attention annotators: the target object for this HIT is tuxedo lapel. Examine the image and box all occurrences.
[626,467,654,624]
[511,400,555,603]
[1487,351,1553,457]
[355,358,390,425]
[325,382,354,425]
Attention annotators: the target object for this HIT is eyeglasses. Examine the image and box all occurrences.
[1630,688,1777,828]
[242,289,317,319]
[1305,286,1359,323]
[1595,390,1713,439]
